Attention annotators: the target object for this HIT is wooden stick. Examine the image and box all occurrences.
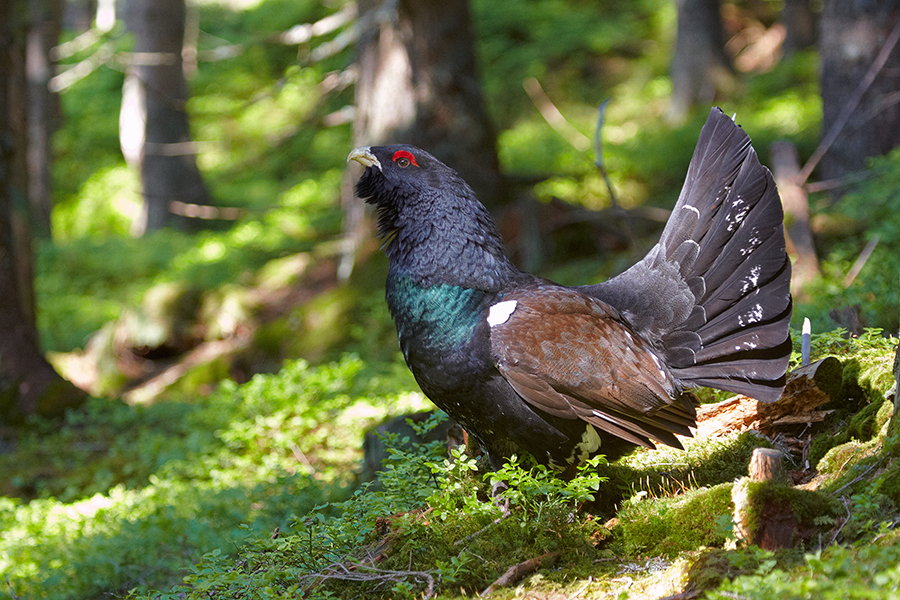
[480,551,559,597]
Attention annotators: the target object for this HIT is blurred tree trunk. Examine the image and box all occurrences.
[1,0,87,424]
[668,0,731,123]
[27,0,64,239]
[781,0,817,56]
[120,0,212,235]
[341,0,502,278]
[819,0,900,185]
[63,0,97,32]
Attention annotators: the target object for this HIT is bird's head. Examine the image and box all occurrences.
[348,144,492,242]
[348,144,472,214]
[347,144,517,289]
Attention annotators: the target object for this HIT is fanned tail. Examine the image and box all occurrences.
[583,108,792,402]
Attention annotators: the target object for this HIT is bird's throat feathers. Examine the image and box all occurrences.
[359,166,518,291]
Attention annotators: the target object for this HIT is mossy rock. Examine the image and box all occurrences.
[817,439,869,477]
[615,482,733,557]
[254,252,311,292]
[124,281,203,353]
[874,399,894,435]
[257,286,354,362]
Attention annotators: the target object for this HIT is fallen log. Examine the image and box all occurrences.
[695,357,843,438]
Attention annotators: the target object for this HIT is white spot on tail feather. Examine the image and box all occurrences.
[650,353,667,381]
[737,303,765,327]
[487,300,518,326]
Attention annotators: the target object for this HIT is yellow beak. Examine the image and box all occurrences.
[347,147,381,169]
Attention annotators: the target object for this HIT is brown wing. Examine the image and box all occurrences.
[488,286,697,449]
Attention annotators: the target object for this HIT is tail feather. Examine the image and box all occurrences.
[692,309,793,364]
[583,107,792,402]
[697,233,789,323]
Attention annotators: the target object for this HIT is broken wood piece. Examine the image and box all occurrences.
[695,357,843,438]
[480,551,559,597]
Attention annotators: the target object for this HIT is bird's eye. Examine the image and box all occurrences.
[392,150,419,168]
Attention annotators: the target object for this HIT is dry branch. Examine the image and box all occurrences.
[480,551,559,597]
[771,140,819,297]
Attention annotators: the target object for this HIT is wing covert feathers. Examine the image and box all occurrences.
[489,287,697,450]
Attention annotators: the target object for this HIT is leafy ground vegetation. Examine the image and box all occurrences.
[3,0,900,598]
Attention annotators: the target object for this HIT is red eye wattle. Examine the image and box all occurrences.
[392,150,419,167]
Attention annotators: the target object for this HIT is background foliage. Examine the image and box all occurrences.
[2,0,899,599]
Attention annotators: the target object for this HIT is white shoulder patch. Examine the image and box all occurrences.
[487,300,518,327]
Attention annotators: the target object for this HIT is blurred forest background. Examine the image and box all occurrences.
[1,0,900,599]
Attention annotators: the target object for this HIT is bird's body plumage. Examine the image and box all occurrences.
[349,108,792,468]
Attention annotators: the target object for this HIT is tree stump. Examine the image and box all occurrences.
[732,447,840,550]
[748,448,789,484]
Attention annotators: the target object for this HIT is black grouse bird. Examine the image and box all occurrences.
[348,107,792,469]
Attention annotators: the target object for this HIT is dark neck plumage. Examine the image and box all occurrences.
[374,184,521,292]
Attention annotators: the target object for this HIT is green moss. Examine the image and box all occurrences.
[684,548,803,595]
[200,284,260,341]
[809,433,846,470]
[812,399,890,470]
[874,463,900,505]
[616,482,734,557]
[818,439,869,477]
[851,399,889,440]
[874,399,894,436]
[743,481,842,530]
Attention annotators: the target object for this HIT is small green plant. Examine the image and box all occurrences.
[143,431,610,599]
[709,531,900,600]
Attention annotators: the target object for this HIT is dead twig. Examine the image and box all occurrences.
[830,496,854,544]
[453,514,506,546]
[566,576,592,599]
[797,18,900,186]
[831,461,880,496]
[299,560,436,598]
[479,550,559,597]
[595,100,637,248]
[843,235,880,288]
[523,78,591,151]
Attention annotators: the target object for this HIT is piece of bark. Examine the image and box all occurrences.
[480,551,559,597]
[695,357,843,438]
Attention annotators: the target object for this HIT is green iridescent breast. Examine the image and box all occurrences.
[386,275,488,358]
